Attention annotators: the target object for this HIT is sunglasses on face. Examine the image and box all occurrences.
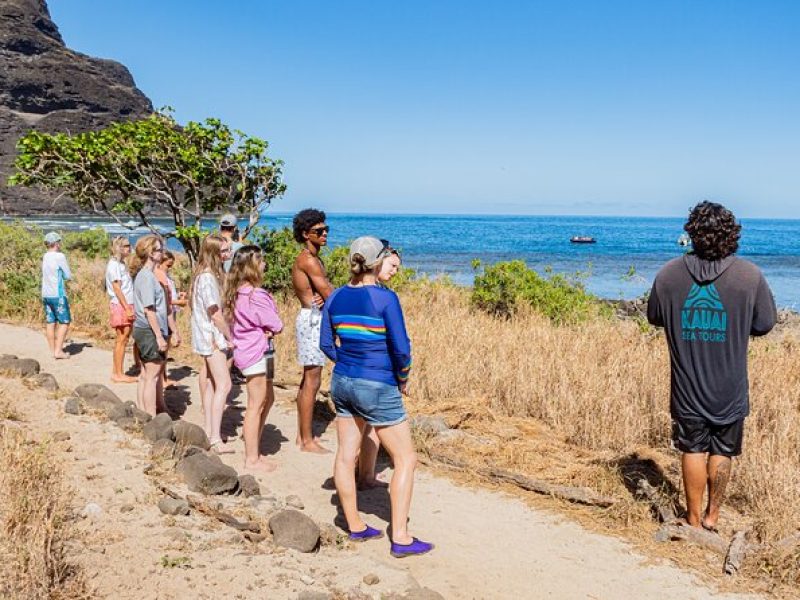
[379,239,399,258]
[309,226,329,236]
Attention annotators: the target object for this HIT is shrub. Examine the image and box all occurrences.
[471,259,607,323]
[62,227,110,259]
[0,221,44,319]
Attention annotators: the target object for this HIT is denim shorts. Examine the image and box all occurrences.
[330,373,407,427]
[43,296,71,324]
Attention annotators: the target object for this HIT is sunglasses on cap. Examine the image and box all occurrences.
[309,226,329,236]
[379,239,400,258]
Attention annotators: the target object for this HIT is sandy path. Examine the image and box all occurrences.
[0,322,759,600]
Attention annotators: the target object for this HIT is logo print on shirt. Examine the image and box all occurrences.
[681,283,727,343]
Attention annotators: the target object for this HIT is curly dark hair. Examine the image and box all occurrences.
[292,208,327,244]
[684,201,741,261]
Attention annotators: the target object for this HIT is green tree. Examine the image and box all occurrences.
[10,110,285,262]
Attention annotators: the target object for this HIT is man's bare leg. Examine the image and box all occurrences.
[53,323,70,359]
[703,455,732,530]
[296,365,329,453]
[45,323,56,355]
[682,452,708,527]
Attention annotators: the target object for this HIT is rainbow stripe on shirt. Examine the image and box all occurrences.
[332,314,387,340]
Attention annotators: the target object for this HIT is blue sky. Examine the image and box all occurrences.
[49,1,800,217]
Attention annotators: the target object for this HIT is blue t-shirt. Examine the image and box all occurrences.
[320,285,412,386]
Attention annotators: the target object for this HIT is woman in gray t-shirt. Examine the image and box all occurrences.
[131,235,168,416]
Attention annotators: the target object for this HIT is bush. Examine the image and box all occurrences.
[471,260,607,323]
[0,221,45,319]
[62,227,109,258]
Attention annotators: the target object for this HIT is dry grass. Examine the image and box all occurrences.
[0,391,88,599]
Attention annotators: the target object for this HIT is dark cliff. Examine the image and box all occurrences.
[0,0,153,214]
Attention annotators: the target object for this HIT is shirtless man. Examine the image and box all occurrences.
[291,208,334,454]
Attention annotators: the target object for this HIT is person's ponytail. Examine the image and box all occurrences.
[350,253,367,275]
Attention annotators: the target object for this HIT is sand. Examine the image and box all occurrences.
[0,322,762,599]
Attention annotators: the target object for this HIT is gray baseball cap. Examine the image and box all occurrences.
[44,231,62,244]
[349,236,391,267]
[219,213,238,227]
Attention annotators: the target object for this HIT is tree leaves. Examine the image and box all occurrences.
[10,110,285,262]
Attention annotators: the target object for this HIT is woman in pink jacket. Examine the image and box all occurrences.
[223,245,283,474]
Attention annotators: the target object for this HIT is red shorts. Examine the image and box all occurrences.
[110,302,134,329]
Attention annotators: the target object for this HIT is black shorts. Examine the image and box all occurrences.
[672,417,744,457]
[132,327,166,364]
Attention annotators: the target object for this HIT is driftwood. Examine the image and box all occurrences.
[158,485,261,533]
[423,451,617,508]
[186,495,261,533]
[724,530,751,574]
[654,523,729,556]
[635,479,677,523]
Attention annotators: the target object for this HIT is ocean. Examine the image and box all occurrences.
[7,213,800,308]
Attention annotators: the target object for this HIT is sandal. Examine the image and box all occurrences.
[349,525,383,542]
[390,537,434,558]
[209,440,234,455]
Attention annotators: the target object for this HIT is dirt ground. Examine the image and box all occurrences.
[0,322,764,600]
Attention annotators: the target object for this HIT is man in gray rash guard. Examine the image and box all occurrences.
[647,201,777,531]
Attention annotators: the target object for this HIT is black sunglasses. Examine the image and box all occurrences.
[379,239,400,258]
[309,226,329,236]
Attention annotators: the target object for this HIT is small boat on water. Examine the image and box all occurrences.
[570,236,596,244]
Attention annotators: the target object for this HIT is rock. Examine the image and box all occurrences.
[158,497,190,516]
[63,397,83,415]
[150,438,176,461]
[300,575,315,586]
[26,372,58,390]
[0,356,40,377]
[109,401,152,425]
[178,445,205,459]
[142,412,174,443]
[52,430,70,442]
[119,504,134,513]
[172,420,210,450]
[176,451,238,495]
[285,495,305,510]
[114,416,138,431]
[0,0,153,215]
[74,383,123,413]
[268,510,320,553]
[409,415,449,435]
[81,502,103,520]
[318,522,341,547]
[238,474,260,498]
[362,574,380,586]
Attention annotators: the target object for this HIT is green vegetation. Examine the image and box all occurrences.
[10,110,285,262]
[159,555,192,569]
[251,226,416,295]
[471,259,608,323]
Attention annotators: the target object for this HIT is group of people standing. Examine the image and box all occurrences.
[39,208,430,558]
[37,200,777,557]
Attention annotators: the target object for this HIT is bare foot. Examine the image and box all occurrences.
[244,457,278,474]
[53,352,70,360]
[296,434,321,447]
[300,440,331,454]
[111,375,138,383]
[358,476,389,490]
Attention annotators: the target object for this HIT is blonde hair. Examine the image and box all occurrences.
[190,233,227,306]
[350,253,384,276]
[110,236,129,261]
[129,235,162,277]
[223,245,264,318]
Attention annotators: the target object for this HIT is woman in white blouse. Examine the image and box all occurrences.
[105,236,136,383]
[191,234,235,453]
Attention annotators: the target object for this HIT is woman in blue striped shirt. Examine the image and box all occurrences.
[320,236,433,558]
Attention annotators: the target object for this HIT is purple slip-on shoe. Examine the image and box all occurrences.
[349,525,383,542]
[390,537,434,558]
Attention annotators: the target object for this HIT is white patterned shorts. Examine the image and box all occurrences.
[296,307,326,367]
